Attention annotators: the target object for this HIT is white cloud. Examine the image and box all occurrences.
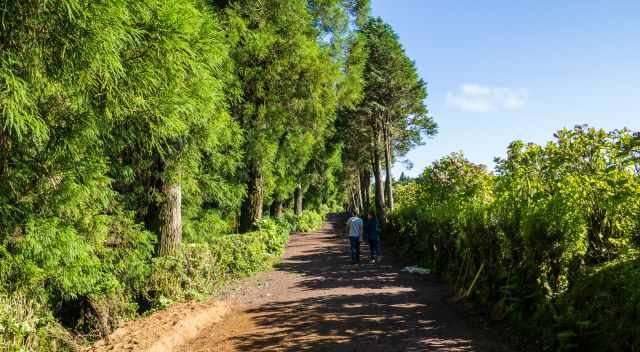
[446,84,528,112]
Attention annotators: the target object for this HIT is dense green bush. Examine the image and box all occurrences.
[388,127,640,351]
[258,209,326,234]
[183,210,236,243]
[0,201,323,350]
[285,210,326,233]
[0,213,294,351]
[554,256,640,351]
[143,224,289,309]
[0,293,77,352]
[142,210,325,311]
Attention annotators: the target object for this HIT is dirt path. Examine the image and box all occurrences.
[176,215,516,352]
[89,300,230,352]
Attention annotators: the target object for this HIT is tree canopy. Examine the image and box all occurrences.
[338,17,436,220]
[0,1,436,348]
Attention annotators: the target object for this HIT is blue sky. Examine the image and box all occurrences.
[372,0,640,176]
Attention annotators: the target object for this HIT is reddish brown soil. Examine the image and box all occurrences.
[176,215,517,352]
[88,300,229,352]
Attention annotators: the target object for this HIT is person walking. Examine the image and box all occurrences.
[365,211,381,263]
[346,211,363,264]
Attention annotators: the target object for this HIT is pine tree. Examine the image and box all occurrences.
[359,17,435,215]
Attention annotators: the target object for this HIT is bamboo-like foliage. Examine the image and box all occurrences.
[0,0,375,348]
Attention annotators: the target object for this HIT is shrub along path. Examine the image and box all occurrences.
[174,214,517,352]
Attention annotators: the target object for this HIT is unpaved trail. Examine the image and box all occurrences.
[175,215,518,352]
[89,300,230,352]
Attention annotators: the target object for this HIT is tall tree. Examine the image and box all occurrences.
[219,0,367,231]
[220,1,337,231]
[101,0,234,255]
[359,18,436,212]
[0,0,238,261]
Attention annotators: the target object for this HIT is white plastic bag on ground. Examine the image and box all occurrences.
[401,266,431,275]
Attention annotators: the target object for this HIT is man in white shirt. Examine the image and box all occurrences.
[346,211,364,264]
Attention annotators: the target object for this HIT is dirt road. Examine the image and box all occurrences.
[176,215,516,352]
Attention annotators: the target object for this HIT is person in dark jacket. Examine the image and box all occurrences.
[365,211,381,263]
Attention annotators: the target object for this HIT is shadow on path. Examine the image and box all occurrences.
[228,215,513,352]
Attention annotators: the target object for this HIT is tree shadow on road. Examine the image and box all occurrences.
[229,217,513,352]
[232,292,478,352]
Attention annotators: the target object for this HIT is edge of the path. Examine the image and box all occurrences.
[86,300,230,352]
[87,215,535,352]
[85,217,330,352]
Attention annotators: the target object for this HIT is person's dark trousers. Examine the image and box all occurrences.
[350,237,360,263]
[368,238,380,260]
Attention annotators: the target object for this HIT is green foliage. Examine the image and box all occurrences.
[554,257,640,351]
[8,219,112,301]
[183,209,235,243]
[221,0,353,230]
[292,211,326,232]
[282,210,326,233]
[359,17,435,152]
[257,209,326,234]
[143,223,289,309]
[0,213,293,350]
[0,0,349,348]
[0,293,76,352]
[337,16,435,219]
[388,127,640,351]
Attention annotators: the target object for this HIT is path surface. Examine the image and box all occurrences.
[176,215,516,352]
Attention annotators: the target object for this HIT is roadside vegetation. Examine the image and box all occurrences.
[2,0,433,349]
[6,2,636,352]
[0,0,379,350]
[386,127,640,351]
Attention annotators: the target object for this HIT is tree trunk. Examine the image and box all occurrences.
[157,178,182,256]
[294,183,303,215]
[371,127,386,223]
[383,123,394,210]
[360,167,371,211]
[349,188,358,213]
[356,173,364,214]
[240,162,263,233]
[351,184,362,214]
[271,199,284,218]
